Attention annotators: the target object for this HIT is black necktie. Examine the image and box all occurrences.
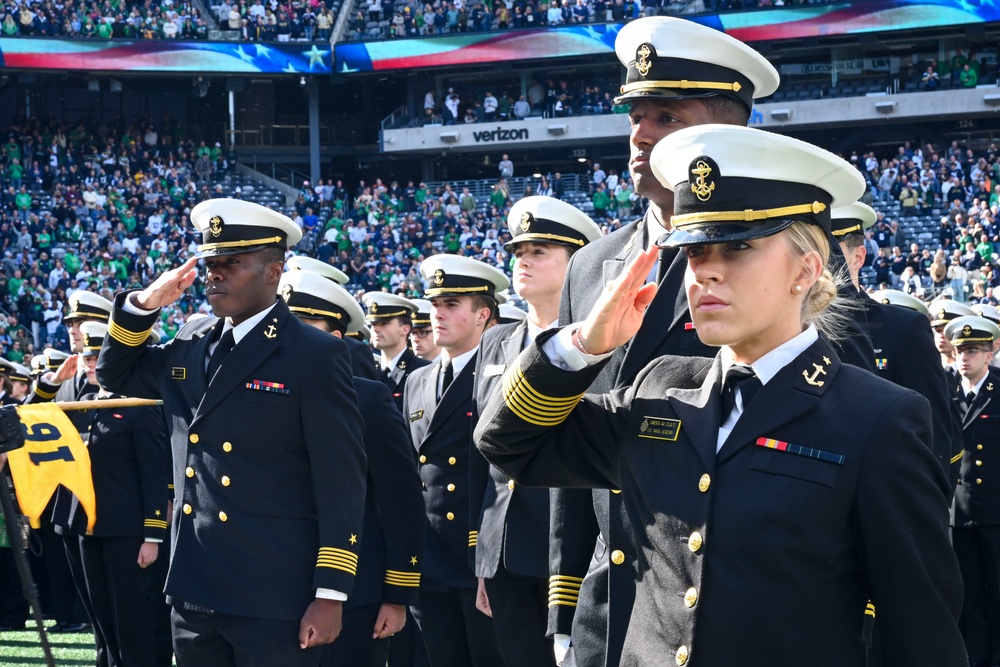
[966,390,977,404]
[207,329,235,381]
[438,360,454,402]
[720,365,761,424]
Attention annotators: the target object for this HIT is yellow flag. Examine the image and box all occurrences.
[6,404,96,534]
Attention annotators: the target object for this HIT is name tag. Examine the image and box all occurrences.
[409,410,424,422]
[482,364,506,378]
[638,416,681,442]
[171,367,186,380]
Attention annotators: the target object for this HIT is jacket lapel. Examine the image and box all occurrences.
[192,301,287,423]
[667,356,723,472]
[717,339,837,464]
[500,322,527,366]
[426,353,476,440]
[601,219,645,291]
[964,374,998,428]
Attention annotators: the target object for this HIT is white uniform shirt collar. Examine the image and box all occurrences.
[717,325,819,452]
[381,348,406,373]
[222,302,278,345]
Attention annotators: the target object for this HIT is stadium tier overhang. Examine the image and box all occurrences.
[380,85,1000,155]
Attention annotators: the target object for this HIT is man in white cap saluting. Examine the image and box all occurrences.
[97,198,367,667]
[286,255,379,381]
[277,269,424,667]
[28,290,114,404]
[946,314,1000,667]
[403,254,508,667]
[362,292,429,413]
[550,16,783,667]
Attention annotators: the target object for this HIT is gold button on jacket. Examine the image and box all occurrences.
[611,549,625,565]
[688,532,703,553]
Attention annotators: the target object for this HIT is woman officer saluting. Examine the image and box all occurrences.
[474,124,965,667]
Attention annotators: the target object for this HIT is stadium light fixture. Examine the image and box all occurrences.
[875,101,897,114]
[984,94,1000,107]
[547,124,569,136]
[770,109,792,122]
[439,132,460,143]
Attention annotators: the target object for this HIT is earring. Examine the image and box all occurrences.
[793,284,803,294]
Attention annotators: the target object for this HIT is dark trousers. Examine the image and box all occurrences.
[80,535,157,667]
[171,605,322,667]
[955,525,1000,663]
[411,585,505,667]
[484,566,554,667]
[0,547,27,627]
[39,517,87,623]
[322,602,388,667]
[145,532,172,667]
[63,533,114,667]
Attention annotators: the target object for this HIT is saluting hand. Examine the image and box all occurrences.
[578,245,659,355]
[299,598,342,649]
[50,354,80,384]
[372,603,405,639]
[133,256,199,311]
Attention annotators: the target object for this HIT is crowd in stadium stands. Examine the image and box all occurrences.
[418,78,623,125]
[0,0,848,42]
[0,0,210,38]
[346,0,847,41]
[920,49,990,91]
[859,138,1000,304]
[5,113,1000,362]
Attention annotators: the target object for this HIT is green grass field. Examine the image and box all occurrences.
[0,622,96,667]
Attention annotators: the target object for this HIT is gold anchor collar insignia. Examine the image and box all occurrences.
[433,269,445,287]
[988,382,995,391]
[264,323,278,339]
[520,211,533,233]
[208,215,224,238]
[802,362,827,387]
[689,156,717,203]
[635,42,655,77]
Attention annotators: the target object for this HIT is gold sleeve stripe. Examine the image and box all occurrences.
[865,602,876,618]
[384,570,421,587]
[548,588,581,599]
[548,598,578,608]
[108,319,153,347]
[548,592,580,602]
[33,386,57,400]
[549,574,584,584]
[318,547,359,563]
[317,562,357,575]
[503,366,584,418]
[548,582,582,593]
[505,367,584,407]
[316,556,358,570]
[951,450,965,464]
[468,536,478,546]
[144,519,168,528]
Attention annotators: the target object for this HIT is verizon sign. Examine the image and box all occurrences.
[472,126,530,142]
